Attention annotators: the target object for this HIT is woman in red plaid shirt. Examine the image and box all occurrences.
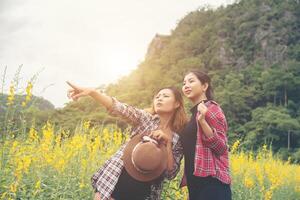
[180,70,232,200]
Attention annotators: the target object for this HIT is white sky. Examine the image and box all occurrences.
[0,0,232,108]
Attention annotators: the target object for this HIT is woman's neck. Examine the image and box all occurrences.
[158,113,173,131]
[192,94,207,106]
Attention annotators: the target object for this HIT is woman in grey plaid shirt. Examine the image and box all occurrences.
[67,81,187,200]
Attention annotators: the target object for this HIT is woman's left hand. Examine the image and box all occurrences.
[197,102,208,122]
[149,130,172,146]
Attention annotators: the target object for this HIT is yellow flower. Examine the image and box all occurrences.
[264,189,273,200]
[1,192,7,199]
[255,164,265,193]
[35,180,41,190]
[262,144,268,155]
[61,129,70,138]
[113,130,123,146]
[83,120,90,130]
[14,155,32,178]
[230,139,240,153]
[42,121,54,141]
[28,126,38,142]
[53,159,66,172]
[41,121,54,149]
[7,84,15,106]
[244,175,254,189]
[182,187,188,199]
[175,191,181,199]
[22,81,33,107]
[55,133,61,145]
[79,180,85,189]
[10,141,19,153]
[10,182,18,193]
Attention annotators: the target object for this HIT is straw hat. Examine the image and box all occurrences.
[123,134,168,182]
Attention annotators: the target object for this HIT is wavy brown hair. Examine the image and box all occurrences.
[147,86,188,133]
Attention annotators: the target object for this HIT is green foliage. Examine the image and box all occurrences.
[242,105,300,150]
[53,0,300,159]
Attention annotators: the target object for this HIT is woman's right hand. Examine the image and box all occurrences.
[149,129,172,146]
[67,81,95,101]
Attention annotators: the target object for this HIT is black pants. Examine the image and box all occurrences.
[188,176,232,200]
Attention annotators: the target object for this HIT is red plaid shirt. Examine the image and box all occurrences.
[182,101,231,185]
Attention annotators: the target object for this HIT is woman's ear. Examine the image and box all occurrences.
[175,102,180,109]
[203,83,209,92]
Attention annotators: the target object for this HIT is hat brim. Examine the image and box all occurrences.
[123,133,168,182]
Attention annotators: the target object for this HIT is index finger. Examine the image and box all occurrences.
[151,130,160,134]
[66,81,78,90]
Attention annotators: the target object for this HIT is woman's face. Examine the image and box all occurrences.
[182,72,207,100]
[153,89,179,114]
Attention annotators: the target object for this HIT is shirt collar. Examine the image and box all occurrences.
[151,113,161,121]
[190,99,210,113]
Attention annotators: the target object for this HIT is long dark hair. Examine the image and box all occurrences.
[186,70,214,100]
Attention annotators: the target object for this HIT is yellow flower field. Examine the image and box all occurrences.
[0,122,300,200]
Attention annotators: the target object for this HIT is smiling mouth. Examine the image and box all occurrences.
[185,90,192,94]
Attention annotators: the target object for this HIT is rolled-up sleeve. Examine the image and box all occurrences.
[201,105,228,156]
[107,97,151,126]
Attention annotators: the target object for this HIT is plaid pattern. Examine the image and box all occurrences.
[193,100,231,184]
[91,97,183,200]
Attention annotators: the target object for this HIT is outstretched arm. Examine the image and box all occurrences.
[67,81,150,126]
[67,81,113,109]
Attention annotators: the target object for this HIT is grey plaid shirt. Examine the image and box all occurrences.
[91,97,183,200]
